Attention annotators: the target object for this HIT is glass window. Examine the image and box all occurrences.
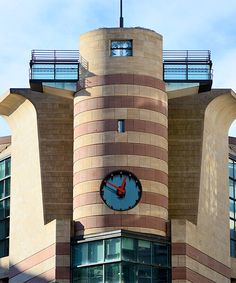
[122,238,136,262]
[138,240,151,264]
[153,243,169,267]
[229,159,234,178]
[88,241,103,264]
[111,40,132,57]
[118,120,125,133]
[138,265,152,283]
[72,236,171,282]
[72,243,88,266]
[230,179,234,198]
[105,263,121,283]
[0,162,4,180]
[5,159,10,177]
[105,238,121,262]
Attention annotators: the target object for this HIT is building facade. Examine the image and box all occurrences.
[0,26,235,282]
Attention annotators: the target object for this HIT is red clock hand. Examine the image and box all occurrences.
[105,181,125,193]
[120,176,126,191]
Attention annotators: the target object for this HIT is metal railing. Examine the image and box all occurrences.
[163,50,212,82]
[29,50,88,81]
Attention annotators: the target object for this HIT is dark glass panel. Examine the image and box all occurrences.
[0,239,8,258]
[152,267,169,283]
[122,238,136,262]
[88,266,103,283]
[0,181,4,199]
[153,243,169,267]
[118,120,125,133]
[230,179,234,198]
[105,238,121,262]
[229,160,234,178]
[231,240,236,257]
[230,199,235,218]
[230,219,235,239]
[5,199,10,218]
[122,262,136,283]
[72,267,88,283]
[0,162,4,180]
[72,243,88,267]
[137,240,151,264]
[5,178,10,197]
[105,263,121,283]
[88,240,103,264]
[0,201,4,220]
[0,219,8,240]
[5,159,10,177]
[137,265,151,283]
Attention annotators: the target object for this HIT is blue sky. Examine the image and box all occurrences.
[1,0,236,136]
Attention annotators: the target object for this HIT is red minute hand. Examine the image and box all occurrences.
[105,180,125,193]
[120,176,126,191]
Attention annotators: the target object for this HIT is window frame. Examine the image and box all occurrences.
[110,40,133,57]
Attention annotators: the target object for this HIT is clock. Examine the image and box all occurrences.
[100,170,142,211]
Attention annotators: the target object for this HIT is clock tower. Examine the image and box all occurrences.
[73,27,168,237]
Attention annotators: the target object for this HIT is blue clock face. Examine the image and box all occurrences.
[100,170,142,211]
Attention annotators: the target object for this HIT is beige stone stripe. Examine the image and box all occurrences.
[73,203,168,220]
[172,243,231,278]
[75,85,167,102]
[74,166,168,186]
[74,96,167,116]
[73,179,168,197]
[77,73,165,91]
[74,155,168,173]
[74,131,168,150]
[74,143,168,163]
[74,108,167,126]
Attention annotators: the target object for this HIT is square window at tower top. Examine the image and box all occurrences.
[111,40,132,57]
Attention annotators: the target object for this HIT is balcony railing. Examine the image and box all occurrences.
[163,50,213,82]
[29,50,88,82]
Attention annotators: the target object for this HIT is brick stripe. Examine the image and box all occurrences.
[73,192,168,209]
[77,73,165,91]
[74,119,168,139]
[74,143,168,163]
[73,191,168,209]
[172,267,215,283]
[74,96,167,116]
[9,243,70,279]
[75,214,167,233]
[172,243,231,278]
[74,166,168,186]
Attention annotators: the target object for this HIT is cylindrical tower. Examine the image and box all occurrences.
[73,27,168,237]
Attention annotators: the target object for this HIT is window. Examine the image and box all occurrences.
[0,157,10,258]
[72,235,171,283]
[111,40,132,57]
[118,120,125,133]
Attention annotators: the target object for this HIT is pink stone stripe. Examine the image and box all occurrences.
[172,267,215,283]
[77,73,165,91]
[75,214,167,233]
[172,243,231,278]
[74,119,167,139]
[73,191,168,209]
[25,268,55,283]
[9,243,70,279]
[74,96,167,116]
[74,166,168,186]
[74,143,168,163]
[0,136,11,145]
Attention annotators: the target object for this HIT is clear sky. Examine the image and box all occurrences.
[1,0,236,136]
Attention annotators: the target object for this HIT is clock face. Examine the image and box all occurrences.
[100,170,142,211]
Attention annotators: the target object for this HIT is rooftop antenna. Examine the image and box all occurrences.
[119,0,124,28]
